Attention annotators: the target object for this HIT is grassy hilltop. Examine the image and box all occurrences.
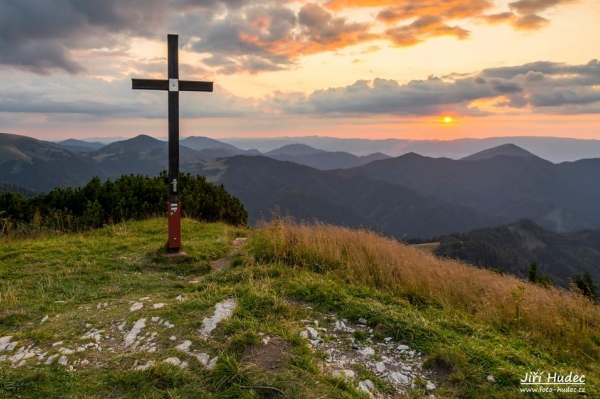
[1,218,599,398]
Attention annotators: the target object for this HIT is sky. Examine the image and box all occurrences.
[0,0,599,142]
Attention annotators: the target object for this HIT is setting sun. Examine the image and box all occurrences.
[444,116,453,124]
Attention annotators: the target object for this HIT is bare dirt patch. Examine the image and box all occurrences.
[243,335,290,372]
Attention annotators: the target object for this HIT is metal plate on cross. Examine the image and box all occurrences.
[169,79,179,92]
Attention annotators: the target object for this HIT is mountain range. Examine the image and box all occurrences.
[221,136,600,163]
[434,219,600,287]
[2,132,600,238]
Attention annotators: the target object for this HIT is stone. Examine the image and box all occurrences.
[6,342,18,352]
[45,354,59,365]
[389,371,410,385]
[139,297,151,301]
[52,341,63,347]
[195,353,210,366]
[359,379,376,396]
[375,362,386,373]
[384,337,393,342]
[306,326,319,340]
[198,299,237,337]
[299,330,309,339]
[207,357,218,370]
[396,344,409,351]
[164,357,181,367]
[40,315,49,324]
[359,347,375,356]
[175,295,183,301]
[59,348,75,355]
[130,302,143,312]
[426,381,437,391]
[343,370,356,379]
[487,375,496,383]
[151,317,160,322]
[57,356,68,366]
[358,318,368,325]
[134,360,155,371]
[153,303,165,309]
[169,336,177,341]
[124,318,146,346]
[0,336,13,347]
[175,340,192,352]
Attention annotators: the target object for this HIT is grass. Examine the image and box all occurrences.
[1,217,599,398]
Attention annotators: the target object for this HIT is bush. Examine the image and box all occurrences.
[0,172,247,233]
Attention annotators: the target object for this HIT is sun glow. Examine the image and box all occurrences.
[443,116,453,124]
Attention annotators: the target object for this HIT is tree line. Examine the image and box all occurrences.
[0,172,247,233]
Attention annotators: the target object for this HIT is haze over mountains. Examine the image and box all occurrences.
[2,132,600,239]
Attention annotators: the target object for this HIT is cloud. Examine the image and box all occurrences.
[384,15,470,47]
[0,0,585,77]
[187,2,377,74]
[0,0,166,74]
[266,59,600,116]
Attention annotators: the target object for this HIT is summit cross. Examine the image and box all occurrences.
[132,34,213,254]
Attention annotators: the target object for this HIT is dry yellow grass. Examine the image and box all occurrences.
[252,219,600,353]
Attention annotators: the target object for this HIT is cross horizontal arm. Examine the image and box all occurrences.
[179,81,213,92]
[132,79,168,91]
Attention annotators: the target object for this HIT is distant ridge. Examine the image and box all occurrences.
[462,144,539,161]
[55,139,105,152]
[266,144,324,157]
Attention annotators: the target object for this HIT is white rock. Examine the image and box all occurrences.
[45,354,59,365]
[180,361,189,370]
[396,344,410,351]
[124,318,147,346]
[17,359,27,367]
[118,321,126,331]
[384,337,393,342]
[175,340,192,352]
[299,331,309,339]
[358,318,368,325]
[487,375,496,383]
[59,348,75,355]
[40,315,49,324]
[135,360,156,371]
[0,336,12,347]
[164,357,182,367]
[151,317,160,322]
[375,362,386,373]
[52,341,63,347]
[175,295,183,301]
[388,371,410,385]
[198,299,237,337]
[195,353,210,366]
[359,379,376,396]
[57,356,68,366]
[359,347,375,356]
[306,327,319,340]
[426,381,437,391]
[207,357,218,370]
[130,302,143,312]
[343,370,356,379]
[139,297,151,301]
[169,336,177,341]
[153,303,165,309]
[0,355,6,362]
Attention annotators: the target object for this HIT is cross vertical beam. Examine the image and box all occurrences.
[132,34,214,254]
[167,35,181,253]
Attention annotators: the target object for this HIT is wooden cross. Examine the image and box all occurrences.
[132,34,213,254]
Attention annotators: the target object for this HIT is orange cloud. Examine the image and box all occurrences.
[384,16,470,47]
